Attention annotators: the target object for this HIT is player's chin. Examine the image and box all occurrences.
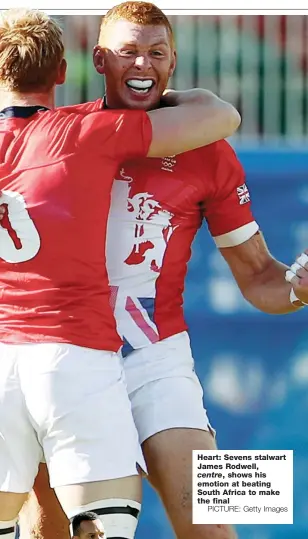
[122,86,159,111]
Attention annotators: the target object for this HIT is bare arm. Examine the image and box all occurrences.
[220,232,302,314]
[146,89,241,158]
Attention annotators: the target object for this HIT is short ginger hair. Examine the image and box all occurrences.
[0,8,64,92]
[99,1,175,48]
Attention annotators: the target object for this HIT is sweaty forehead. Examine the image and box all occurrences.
[101,20,170,48]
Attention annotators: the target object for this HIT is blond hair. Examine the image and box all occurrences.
[100,1,175,48]
[0,8,64,92]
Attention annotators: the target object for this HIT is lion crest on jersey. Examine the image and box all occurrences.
[106,168,176,290]
[125,190,174,272]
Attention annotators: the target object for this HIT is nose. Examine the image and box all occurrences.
[134,54,151,69]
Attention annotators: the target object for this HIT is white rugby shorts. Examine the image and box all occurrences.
[122,331,215,444]
[0,342,145,492]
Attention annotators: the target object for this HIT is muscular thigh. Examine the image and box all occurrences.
[19,466,142,539]
[124,334,236,539]
[143,429,237,539]
[18,464,69,539]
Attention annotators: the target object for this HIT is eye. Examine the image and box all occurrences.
[119,49,135,56]
[151,50,164,57]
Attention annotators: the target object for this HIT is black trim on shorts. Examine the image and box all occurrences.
[0,527,15,535]
[95,506,140,518]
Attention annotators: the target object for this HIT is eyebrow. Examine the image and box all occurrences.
[120,41,168,47]
[149,41,169,47]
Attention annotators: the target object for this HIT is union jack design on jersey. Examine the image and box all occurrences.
[237,183,250,205]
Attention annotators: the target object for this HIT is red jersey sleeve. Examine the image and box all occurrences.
[78,109,152,161]
[202,140,259,248]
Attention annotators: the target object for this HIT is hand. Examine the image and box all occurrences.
[160,88,177,108]
[160,88,208,108]
[162,88,176,97]
[285,251,308,305]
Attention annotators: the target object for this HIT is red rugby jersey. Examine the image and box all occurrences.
[0,104,152,351]
[106,141,259,356]
[62,99,258,356]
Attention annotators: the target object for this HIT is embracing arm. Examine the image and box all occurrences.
[146,89,241,157]
[220,232,306,314]
[76,90,240,161]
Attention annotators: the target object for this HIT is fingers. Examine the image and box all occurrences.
[162,88,175,95]
[285,262,304,285]
[0,205,5,220]
[285,271,300,286]
[296,252,308,267]
[287,251,308,306]
[285,251,308,285]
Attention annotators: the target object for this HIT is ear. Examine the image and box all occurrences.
[168,49,177,78]
[56,58,67,85]
[93,45,105,75]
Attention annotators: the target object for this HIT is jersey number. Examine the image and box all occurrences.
[0,190,41,263]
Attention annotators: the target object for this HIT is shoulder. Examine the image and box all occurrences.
[174,139,240,184]
[57,98,104,115]
[196,140,243,183]
[175,139,238,168]
[193,139,239,164]
[38,102,109,137]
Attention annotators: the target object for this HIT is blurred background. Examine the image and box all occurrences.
[56,14,308,539]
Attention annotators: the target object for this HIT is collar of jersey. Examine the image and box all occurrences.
[0,105,50,119]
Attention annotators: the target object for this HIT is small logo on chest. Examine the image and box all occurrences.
[161,155,176,173]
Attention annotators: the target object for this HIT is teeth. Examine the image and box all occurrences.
[129,87,149,94]
[126,79,154,90]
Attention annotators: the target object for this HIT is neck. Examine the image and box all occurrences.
[0,88,55,111]
[104,90,124,110]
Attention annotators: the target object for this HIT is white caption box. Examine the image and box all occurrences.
[193,450,293,525]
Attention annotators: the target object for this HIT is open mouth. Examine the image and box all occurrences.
[125,79,155,94]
